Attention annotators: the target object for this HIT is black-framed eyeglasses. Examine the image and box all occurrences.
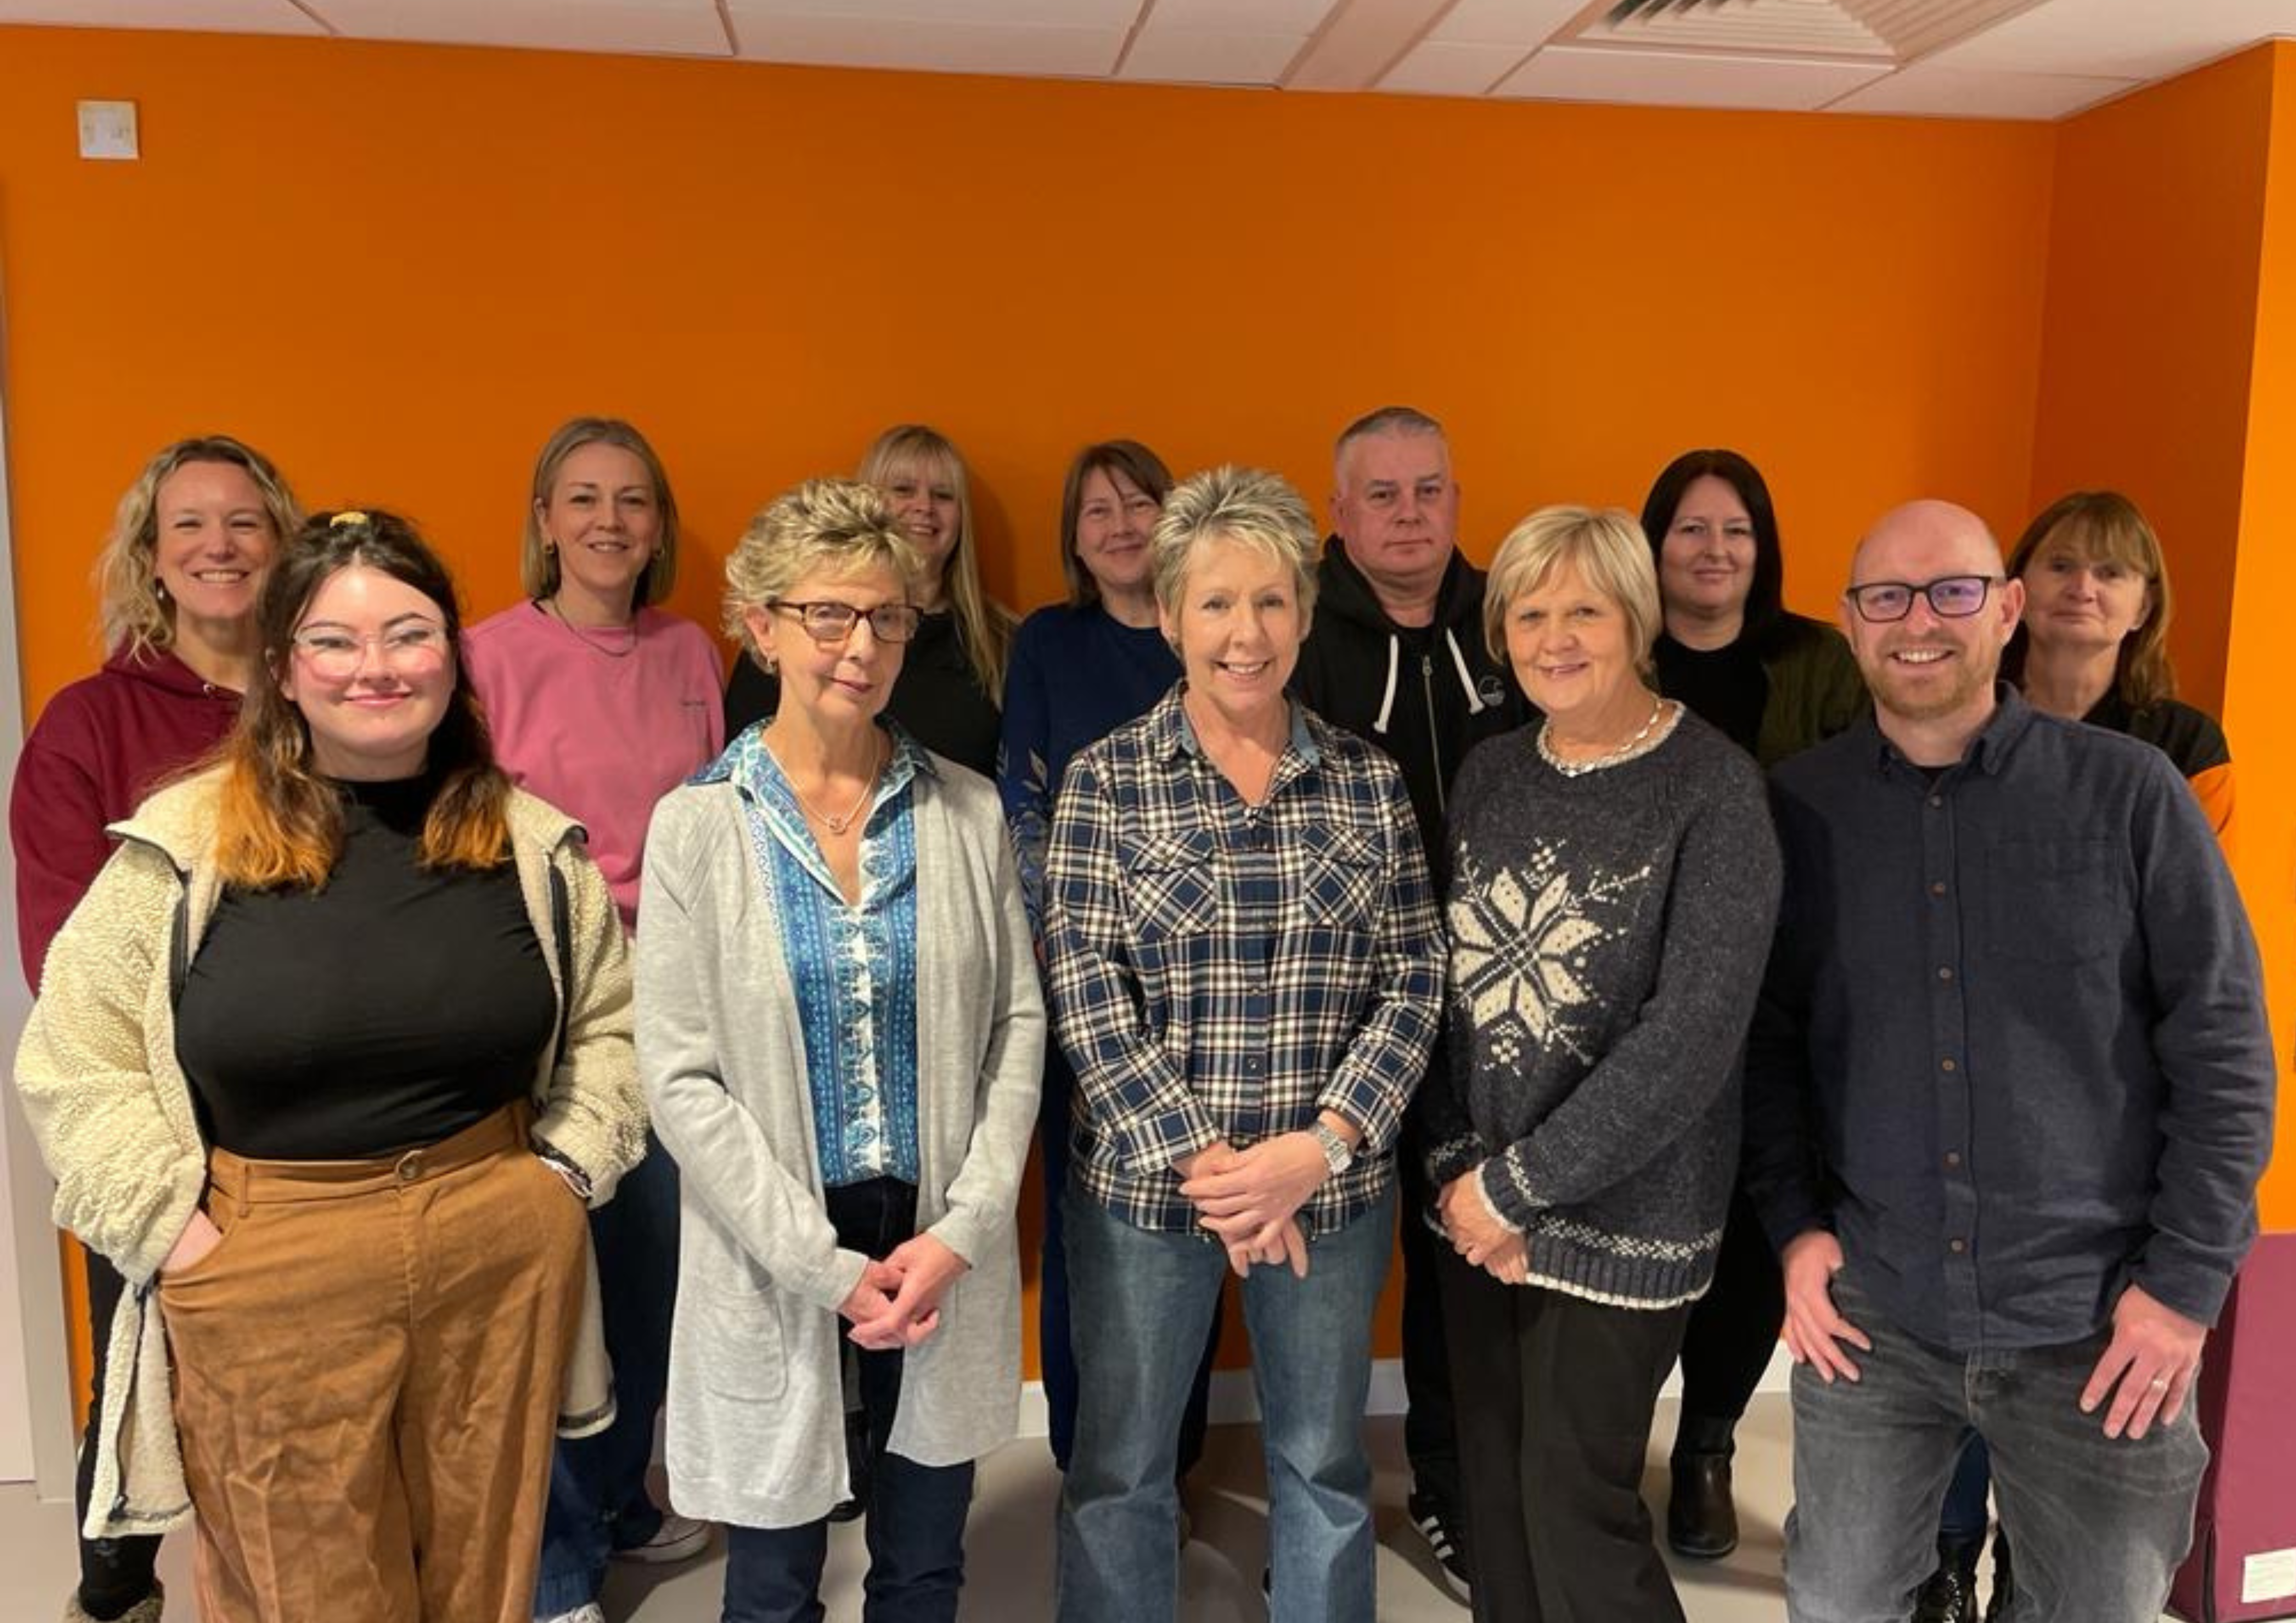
[1843,574,2003,623]
[767,599,922,644]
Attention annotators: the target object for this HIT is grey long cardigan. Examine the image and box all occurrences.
[637,755,1043,1530]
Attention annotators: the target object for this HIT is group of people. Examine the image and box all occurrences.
[6,404,2273,1623]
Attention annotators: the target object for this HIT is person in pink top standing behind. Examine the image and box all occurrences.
[463,416,724,1623]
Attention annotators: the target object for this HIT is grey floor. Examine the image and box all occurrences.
[0,1393,2014,1621]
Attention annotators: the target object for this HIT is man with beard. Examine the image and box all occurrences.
[1745,500,2274,1623]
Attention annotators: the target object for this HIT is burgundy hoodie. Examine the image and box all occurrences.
[11,647,241,990]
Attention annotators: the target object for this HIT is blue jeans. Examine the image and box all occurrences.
[1786,1272,2207,1623]
[1940,1434,1992,1544]
[535,1132,680,1618]
[1056,1177,1393,1623]
[723,1179,976,1623]
[1037,1050,1221,1474]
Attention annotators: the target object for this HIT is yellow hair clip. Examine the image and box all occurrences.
[331,510,369,528]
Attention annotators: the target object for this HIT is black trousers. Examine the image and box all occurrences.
[1438,1245,1689,1623]
[1397,1103,1462,1510]
[1673,1184,1784,1427]
[74,1248,163,1616]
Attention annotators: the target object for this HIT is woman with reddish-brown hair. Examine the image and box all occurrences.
[14,510,646,1623]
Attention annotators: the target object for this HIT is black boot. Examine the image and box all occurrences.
[1666,1412,1739,1559]
[1912,1535,1982,1623]
[1982,1530,2015,1623]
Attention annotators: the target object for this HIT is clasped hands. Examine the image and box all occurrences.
[1436,1164,1528,1285]
[1176,1126,1340,1280]
[837,1232,969,1351]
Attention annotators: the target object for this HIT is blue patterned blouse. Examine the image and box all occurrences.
[714,722,930,1187]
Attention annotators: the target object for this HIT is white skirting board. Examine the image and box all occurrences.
[1010,1342,1797,1438]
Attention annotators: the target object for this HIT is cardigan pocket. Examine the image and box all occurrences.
[698,1288,788,1404]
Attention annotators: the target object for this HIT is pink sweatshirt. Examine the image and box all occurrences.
[463,601,724,928]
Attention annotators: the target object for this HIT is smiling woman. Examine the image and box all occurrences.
[13,507,646,1623]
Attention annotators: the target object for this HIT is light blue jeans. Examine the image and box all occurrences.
[1785,1271,2207,1623]
[1055,1178,1393,1623]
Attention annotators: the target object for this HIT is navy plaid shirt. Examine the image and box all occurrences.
[1045,686,1443,1236]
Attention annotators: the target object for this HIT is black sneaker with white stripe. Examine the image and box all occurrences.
[1409,1490,1473,1605]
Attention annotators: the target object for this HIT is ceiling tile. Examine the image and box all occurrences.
[1832,62,2135,119]
[312,0,732,56]
[1379,38,1525,95]
[1495,43,1891,109]
[729,13,1128,76]
[1147,0,1332,29]
[1284,0,1449,90]
[1930,0,2296,81]
[734,0,1138,23]
[1428,0,1585,48]
[0,0,320,31]
[1120,28,1305,84]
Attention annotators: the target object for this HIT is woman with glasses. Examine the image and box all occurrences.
[463,418,725,1623]
[1632,449,1864,1560]
[16,511,647,1623]
[1427,506,1779,1623]
[726,425,1013,775]
[1909,490,2234,1623]
[640,478,1041,1623]
[10,434,299,1623]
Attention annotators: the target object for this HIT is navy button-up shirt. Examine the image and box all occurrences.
[1745,687,2274,1351]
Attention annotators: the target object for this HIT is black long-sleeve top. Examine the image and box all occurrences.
[1744,686,2275,1349]
[174,775,556,1160]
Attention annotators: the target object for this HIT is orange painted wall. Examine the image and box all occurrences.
[2032,47,2295,1232]
[2026,48,2276,717]
[2223,42,2296,1231]
[1,24,2062,1392]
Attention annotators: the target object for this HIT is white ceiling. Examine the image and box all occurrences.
[4,0,2294,121]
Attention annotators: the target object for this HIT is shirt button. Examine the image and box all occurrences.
[1940,1058,1957,1073]
[1945,1151,1962,1168]
[1948,1238,1967,1254]
[1928,795,1945,809]
[1936,966,1954,982]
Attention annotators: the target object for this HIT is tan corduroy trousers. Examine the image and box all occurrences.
[158,1105,587,1623]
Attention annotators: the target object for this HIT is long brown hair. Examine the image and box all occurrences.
[2003,490,2177,708]
[214,510,512,888]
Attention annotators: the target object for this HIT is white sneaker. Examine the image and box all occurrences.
[613,1511,713,1565]
[537,1606,605,1623]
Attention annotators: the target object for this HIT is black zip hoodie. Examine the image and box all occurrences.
[1291,538,1525,881]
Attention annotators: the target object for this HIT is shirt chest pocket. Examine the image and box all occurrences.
[1298,823,1383,930]
[1124,829,1222,943]
[1984,837,2125,965]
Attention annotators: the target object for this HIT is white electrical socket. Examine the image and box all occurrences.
[77,100,140,162]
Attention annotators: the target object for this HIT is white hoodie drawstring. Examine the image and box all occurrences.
[1372,635,1401,735]
[1444,629,1488,715]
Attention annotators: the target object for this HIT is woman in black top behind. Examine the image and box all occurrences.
[726,425,1012,773]
[1635,449,1866,1561]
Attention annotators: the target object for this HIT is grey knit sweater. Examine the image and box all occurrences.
[1422,708,1782,1308]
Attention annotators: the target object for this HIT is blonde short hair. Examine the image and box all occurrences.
[723,477,923,671]
[1151,465,1321,625]
[1483,505,1662,674]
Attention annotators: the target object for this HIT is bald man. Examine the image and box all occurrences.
[1742,501,2275,1623]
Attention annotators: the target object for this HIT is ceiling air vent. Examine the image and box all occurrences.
[1571,0,2046,64]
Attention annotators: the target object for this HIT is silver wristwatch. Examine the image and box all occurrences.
[1310,1121,1355,1176]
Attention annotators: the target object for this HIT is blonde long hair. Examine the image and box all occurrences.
[857,425,1013,697]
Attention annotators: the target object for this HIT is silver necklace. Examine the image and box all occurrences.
[1537,695,1671,778]
[776,735,883,835]
[544,596,637,659]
